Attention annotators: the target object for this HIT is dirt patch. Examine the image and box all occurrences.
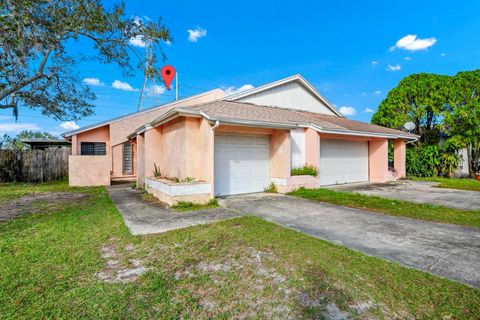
[95,238,148,283]
[0,192,91,221]
[168,246,376,319]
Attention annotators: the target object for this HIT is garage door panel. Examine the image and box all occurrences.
[214,134,270,196]
[320,139,369,186]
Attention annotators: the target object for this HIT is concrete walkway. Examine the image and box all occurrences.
[327,180,480,211]
[107,184,243,235]
[220,193,480,288]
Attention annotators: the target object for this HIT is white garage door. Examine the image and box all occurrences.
[320,139,369,186]
[214,134,270,196]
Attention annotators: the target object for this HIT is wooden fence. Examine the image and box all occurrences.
[0,149,70,183]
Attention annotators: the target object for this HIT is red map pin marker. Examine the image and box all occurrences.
[161,65,176,90]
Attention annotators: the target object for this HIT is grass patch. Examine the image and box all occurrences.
[264,182,278,193]
[410,177,480,192]
[289,187,480,228]
[1,182,479,319]
[172,198,219,212]
[290,165,318,177]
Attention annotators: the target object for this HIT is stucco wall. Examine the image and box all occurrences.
[185,118,214,183]
[136,133,145,187]
[75,125,110,156]
[305,128,320,170]
[369,138,389,182]
[144,127,163,179]
[69,155,110,186]
[393,140,406,178]
[270,129,291,179]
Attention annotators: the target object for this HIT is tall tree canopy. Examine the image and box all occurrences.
[444,70,480,175]
[371,73,450,145]
[372,70,480,176]
[0,0,170,120]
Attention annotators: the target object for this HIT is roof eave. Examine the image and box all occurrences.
[63,88,226,138]
[304,124,419,140]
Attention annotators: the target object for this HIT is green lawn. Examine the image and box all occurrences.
[410,177,480,192]
[289,187,480,229]
[172,199,219,212]
[1,182,479,319]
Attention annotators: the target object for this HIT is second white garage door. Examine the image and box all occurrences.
[320,139,369,186]
[214,134,270,196]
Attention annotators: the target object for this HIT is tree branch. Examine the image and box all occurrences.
[0,49,52,101]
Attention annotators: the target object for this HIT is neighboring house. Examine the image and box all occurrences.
[455,147,470,178]
[64,75,417,204]
[21,138,71,150]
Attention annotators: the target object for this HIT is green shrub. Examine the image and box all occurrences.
[290,165,318,176]
[264,182,277,193]
[406,142,462,178]
[406,145,440,177]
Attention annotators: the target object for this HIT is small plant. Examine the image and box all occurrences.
[264,182,277,193]
[290,165,318,177]
[152,163,161,177]
[172,198,219,212]
[183,176,196,183]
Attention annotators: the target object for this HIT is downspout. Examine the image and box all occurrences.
[210,120,220,197]
[211,120,220,131]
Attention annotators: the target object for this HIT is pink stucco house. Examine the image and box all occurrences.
[64,75,417,204]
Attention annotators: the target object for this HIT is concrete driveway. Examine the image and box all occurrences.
[220,193,480,288]
[327,180,480,210]
[108,184,243,235]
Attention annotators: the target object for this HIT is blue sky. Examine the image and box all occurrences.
[2,0,480,136]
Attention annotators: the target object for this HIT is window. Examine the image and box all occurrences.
[123,142,132,174]
[80,142,106,156]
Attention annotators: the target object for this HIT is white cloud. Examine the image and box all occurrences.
[82,77,104,86]
[391,34,437,51]
[60,121,79,131]
[361,92,367,96]
[364,107,374,113]
[146,84,167,96]
[440,53,446,57]
[374,90,382,95]
[129,35,146,47]
[187,27,207,42]
[386,64,401,71]
[112,80,138,92]
[224,84,254,95]
[339,106,357,117]
[371,61,378,66]
[0,123,40,134]
[404,56,411,61]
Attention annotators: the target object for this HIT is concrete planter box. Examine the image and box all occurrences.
[145,177,212,206]
[272,175,320,193]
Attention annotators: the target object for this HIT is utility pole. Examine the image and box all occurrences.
[137,39,159,111]
[175,72,179,101]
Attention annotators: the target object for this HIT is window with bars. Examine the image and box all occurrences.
[80,142,106,156]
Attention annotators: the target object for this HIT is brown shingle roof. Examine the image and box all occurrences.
[185,101,417,138]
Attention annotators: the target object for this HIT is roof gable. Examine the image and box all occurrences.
[224,75,342,117]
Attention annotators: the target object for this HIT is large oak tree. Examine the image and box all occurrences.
[0,0,170,120]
